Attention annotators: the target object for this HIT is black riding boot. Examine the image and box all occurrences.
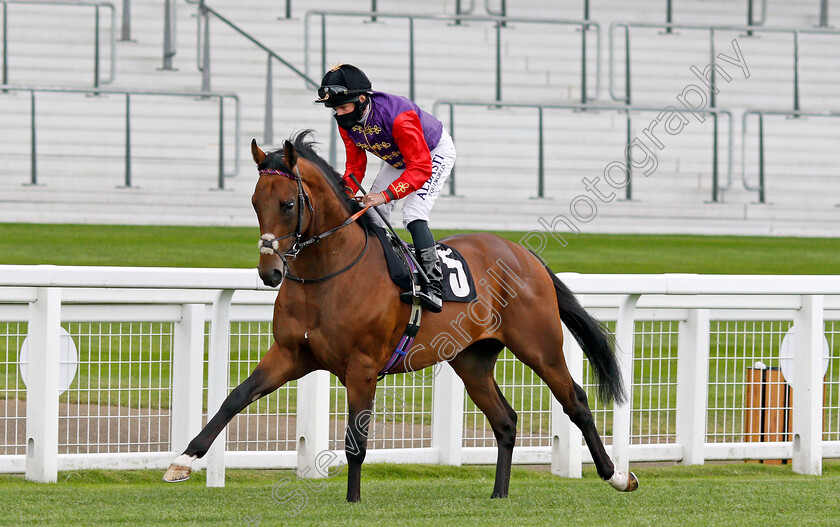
[400,220,444,313]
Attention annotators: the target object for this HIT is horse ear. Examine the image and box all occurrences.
[251,139,266,165]
[283,140,298,169]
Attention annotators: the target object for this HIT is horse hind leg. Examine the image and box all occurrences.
[448,340,516,499]
[508,337,638,492]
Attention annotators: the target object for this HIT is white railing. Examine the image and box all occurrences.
[0,265,838,485]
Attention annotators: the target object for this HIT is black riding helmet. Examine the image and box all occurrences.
[315,64,372,108]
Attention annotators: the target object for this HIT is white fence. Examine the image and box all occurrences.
[1,266,839,485]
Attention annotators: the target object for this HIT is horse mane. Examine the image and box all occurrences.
[258,130,373,231]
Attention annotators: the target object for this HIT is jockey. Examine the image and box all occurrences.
[316,64,456,314]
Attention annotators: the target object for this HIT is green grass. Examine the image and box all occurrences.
[1,463,839,526]
[1,223,838,274]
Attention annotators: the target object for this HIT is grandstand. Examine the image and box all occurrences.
[0,0,838,235]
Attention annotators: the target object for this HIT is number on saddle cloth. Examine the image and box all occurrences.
[369,224,477,303]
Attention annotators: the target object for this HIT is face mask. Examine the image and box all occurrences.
[333,97,369,130]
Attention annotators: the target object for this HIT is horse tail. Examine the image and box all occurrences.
[540,260,627,405]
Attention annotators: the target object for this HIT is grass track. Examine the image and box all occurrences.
[0,223,838,274]
[1,463,839,526]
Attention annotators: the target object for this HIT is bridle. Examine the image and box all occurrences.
[257,166,370,284]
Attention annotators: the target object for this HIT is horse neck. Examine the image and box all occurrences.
[288,162,367,278]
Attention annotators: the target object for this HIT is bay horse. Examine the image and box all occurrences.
[163,131,639,501]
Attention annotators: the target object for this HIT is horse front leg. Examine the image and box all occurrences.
[163,343,317,482]
[343,363,378,503]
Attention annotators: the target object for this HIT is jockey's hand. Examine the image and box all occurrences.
[361,192,388,208]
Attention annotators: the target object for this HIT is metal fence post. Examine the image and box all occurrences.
[205,289,233,488]
[24,287,62,483]
[121,0,131,41]
[612,294,639,475]
[264,55,274,144]
[676,309,710,465]
[793,31,800,112]
[171,304,206,455]
[666,0,673,33]
[581,19,588,104]
[285,0,291,20]
[495,20,502,101]
[296,371,330,477]
[370,0,377,22]
[758,112,765,203]
[537,106,544,198]
[624,111,632,200]
[792,295,824,476]
[162,0,175,70]
[552,320,583,477]
[29,91,37,186]
[217,97,225,190]
[819,0,829,27]
[432,362,464,465]
[3,3,8,85]
[448,104,456,196]
[201,3,211,92]
[624,27,631,104]
[124,94,131,187]
[409,17,415,101]
[94,6,101,88]
[712,113,719,202]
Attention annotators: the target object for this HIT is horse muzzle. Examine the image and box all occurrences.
[258,261,285,288]
[258,234,286,287]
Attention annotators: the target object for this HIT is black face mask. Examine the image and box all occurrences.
[333,97,369,130]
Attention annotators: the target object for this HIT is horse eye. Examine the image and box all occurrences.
[282,200,295,213]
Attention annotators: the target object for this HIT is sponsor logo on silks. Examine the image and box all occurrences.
[438,248,470,298]
[417,154,447,200]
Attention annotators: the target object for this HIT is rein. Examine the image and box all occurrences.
[258,167,371,284]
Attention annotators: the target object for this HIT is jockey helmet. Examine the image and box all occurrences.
[315,64,372,108]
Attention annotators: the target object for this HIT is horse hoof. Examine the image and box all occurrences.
[607,470,639,492]
[162,464,192,483]
[624,472,639,492]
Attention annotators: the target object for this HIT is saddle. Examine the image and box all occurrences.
[369,224,477,378]
[369,224,477,303]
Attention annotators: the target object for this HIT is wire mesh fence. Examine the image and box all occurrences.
[58,322,173,454]
[0,322,27,456]
[329,370,433,451]
[203,321,298,452]
[0,311,838,462]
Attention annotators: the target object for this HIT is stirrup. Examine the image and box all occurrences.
[399,290,442,313]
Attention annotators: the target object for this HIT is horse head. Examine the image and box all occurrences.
[251,138,314,287]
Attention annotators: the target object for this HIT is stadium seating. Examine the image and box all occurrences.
[0,0,837,235]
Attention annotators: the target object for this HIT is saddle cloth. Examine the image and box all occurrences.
[369,224,477,303]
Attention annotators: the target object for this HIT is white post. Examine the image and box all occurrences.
[552,321,583,477]
[296,370,330,477]
[171,304,206,454]
[432,361,464,465]
[612,294,639,474]
[676,309,710,465]
[25,287,61,483]
[206,290,233,487]
[792,294,824,476]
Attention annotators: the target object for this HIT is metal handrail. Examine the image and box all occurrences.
[610,21,840,111]
[484,0,505,18]
[185,1,336,153]
[1,0,116,87]
[433,99,733,202]
[742,108,840,204]
[0,84,240,189]
[305,10,601,104]
[665,0,767,30]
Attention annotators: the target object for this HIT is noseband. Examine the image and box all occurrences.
[258,166,370,284]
